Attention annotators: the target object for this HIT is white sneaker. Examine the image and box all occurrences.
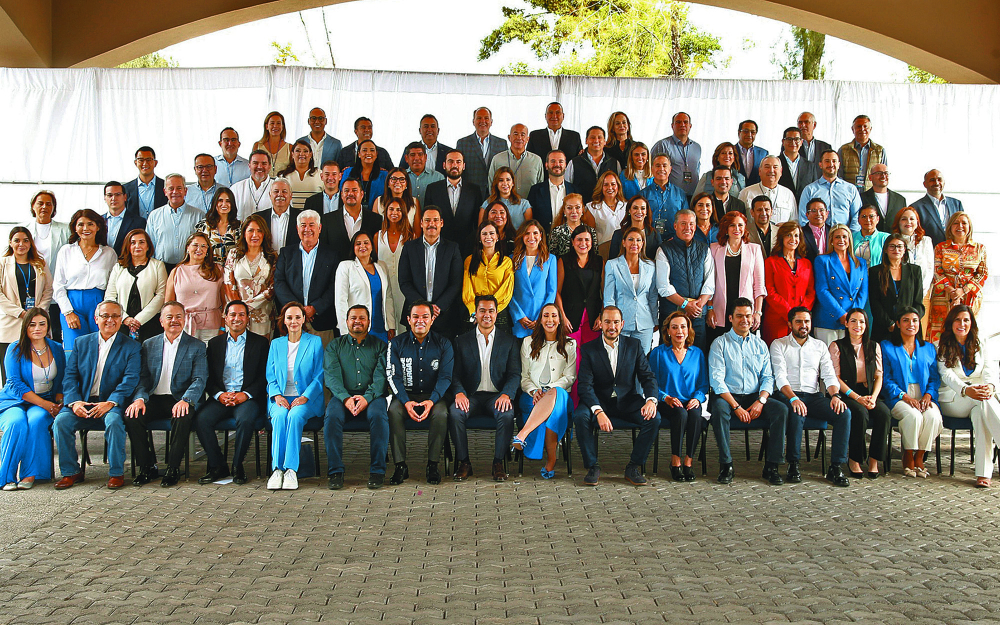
[282,469,298,490]
[266,469,284,490]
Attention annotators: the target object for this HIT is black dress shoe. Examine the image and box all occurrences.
[453,460,473,481]
[389,462,408,485]
[160,468,180,488]
[624,463,647,486]
[583,466,600,486]
[848,470,865,479]
[826,464,850,487]
[786,462,802,483]
[232,464,248,485]
[762,463,784,486]
[198,467,230,485]
[327,473,344,490]
[133,469,154,487]
[670,465,684,481]
[426,461,441,485]
[682,466,696,482]
[866,471,880,480]
[368,473,384,489]
[717,463,734,484]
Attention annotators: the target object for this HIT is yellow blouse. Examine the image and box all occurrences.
[462,252,514,315]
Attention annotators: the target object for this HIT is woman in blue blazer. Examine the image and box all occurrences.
[510,220,558,339]
[0,308,65,489]
[265,301,325,491]
[813,224,868,345]
[880,307,942,479]
[603,226,658,353]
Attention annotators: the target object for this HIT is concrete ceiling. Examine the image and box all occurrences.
[1,0,998,83]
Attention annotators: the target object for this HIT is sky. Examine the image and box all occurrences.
[159,0,913,81]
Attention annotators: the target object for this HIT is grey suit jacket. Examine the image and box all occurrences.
[777,154,820,201]
[134,332,208,406]
[455,133,508,193]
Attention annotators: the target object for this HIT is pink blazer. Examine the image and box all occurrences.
[709,241,767,326]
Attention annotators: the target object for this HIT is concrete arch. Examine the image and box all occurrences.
[1,0,998,83]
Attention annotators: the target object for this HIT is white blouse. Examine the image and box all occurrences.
[33,359,56,394]
[589,200,627,245]
[51,244,118,313]
[903,234,934,293]
[284,340,300,396]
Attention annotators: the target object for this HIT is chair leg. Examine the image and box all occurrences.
[81,431,91,467]
[804,431,812,463]
[700,430,708,475]
[254,430,262,478]
[744,430,751,461]
[935,435,942,475]
[563,429,572,477]
[223,430,230,466]
[819,430,827,475]
[758,431,768,462]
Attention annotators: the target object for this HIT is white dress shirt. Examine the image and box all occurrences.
[271,210,290,250]
[655,247,716,299]
[232,176,274,221]
[548,180,566,215]
[589,201,627,245]
[738,183,797,225]
[52,244,118,313]
[475,328,498,393]
[769,334,839,395]
[446,179,462,214]
[152,333,181,396]
[343,209,363,240]
[548,128,563,151]
[89,332,117,400]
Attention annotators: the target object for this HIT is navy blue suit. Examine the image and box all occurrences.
[910,195,964,247]
[395,237,464,330]
[526,180,578,232]
[123,176,166,219]
[106,211,147,256]
[274,242,340,332]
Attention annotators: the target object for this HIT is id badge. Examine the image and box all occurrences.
[24,296,35,310]
[855,174,865,189]
[683,171,693,183]
[654,219,667,234]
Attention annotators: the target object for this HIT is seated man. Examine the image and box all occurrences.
[323,304,390,491]
[708,297,789,485]
[769,307,851,486]
[124,302,208,487]
[53,300,141,490]
[387,300,453,486]
[449,295,520,482]
[194,300,269,485]
[573,305,660,487]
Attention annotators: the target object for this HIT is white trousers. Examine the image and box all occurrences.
[813,328,844,347]
[891,384,943,451]
[941,393,1000,478]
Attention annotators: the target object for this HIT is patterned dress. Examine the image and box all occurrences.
[927,241,988,342]
[223,249,275,336]
[196,219,240,265]
[549,224,598,257]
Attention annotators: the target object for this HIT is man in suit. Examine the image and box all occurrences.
[424,151,484,259]
[304,160,342,215]
[565,126,621,201]
[123,146,166,219]
[777,127,820,202]
[739,156,798,225]
[709,166,746,221]
[320,178,382,254]
[124,302,208,487]
[215,127,251,187]
[862,164,906,233]
[910,169,964,246]
[455,106,508,192]
[403,142,444,206]
[796,112,833,163]
[396,207,464,334]
[801,198,830,262]
[527,101,583,161]
[449,295,520,482]
[527,150,575,232]
[259,178,300,253]
[298,107,343,169]
[488,123,544,199]
[53,300,141,490]
[337,116,394,170]
[194,300,268,486]
[396,113,452,175]
[735,120,769,187]
[323,304,390,490]
[573,305,660,487]
[233,150,274,220]
[274,209,340,340]
[745,196,775,255]
[102,180,145,256]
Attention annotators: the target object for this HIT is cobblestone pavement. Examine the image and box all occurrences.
[1,430,999,625]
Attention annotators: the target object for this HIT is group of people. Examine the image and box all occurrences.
[0,102,995,493]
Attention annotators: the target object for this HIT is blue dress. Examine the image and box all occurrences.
[367,269,387,343]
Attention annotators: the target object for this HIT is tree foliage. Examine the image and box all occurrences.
[271,42,300,66]
[478,0,722,78]
[773,27,826,80]
[117,52,178,69]
[907,65,947,84]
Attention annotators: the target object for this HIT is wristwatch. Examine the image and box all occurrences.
[758,396,768,405]
[898,391,906,400]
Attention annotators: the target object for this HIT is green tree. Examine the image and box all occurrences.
[479,0,722,78]
[773,27,826,80]
[117,52,178,69]
[271,42,300,66]
[907,65,947,84]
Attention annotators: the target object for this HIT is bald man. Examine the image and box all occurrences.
[488,123,544,198]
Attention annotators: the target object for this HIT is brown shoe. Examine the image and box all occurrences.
[492,460,508,482]
[106,476,125,489]
[55,472,85,490]
[452,460,473,481]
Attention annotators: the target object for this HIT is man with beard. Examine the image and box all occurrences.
[527,150,576,232]
[424,150,484,258]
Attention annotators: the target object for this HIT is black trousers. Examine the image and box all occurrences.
[659,402,705,458]
[194,398,261,471]
[124,394,192,471]
[843,383,892,463]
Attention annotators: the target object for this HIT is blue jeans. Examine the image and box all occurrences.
[54,405,126,477]
[269,396,319,471]
[777,392,851,466]
[710,394,788,466]
[324,396,389,475]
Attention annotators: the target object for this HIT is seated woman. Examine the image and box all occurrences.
[105,229,167,343]
[513,303,577,479]
[463,220,514,329]
[510,220,557,340]
[880,307,942,479]
[265,302,324,491]
[936,305,1000,488]
[812,224,868,345]
[603,227,657,353]
[647,312,709,482]
[608,195,661,260]
[762,222,814,344]
[927,212,988,343]
[868,234,924,344]
[0,308,65,490]
[334,231,395,343]
[548,194,597,257]
[166,232,223,344]
[480,167,532,231]
[690,192,719,245]
[619,142,650,199]
[829,308,892,479]
[0,227,53,375]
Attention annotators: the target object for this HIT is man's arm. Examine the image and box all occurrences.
[133,341,153,404]
[396,244,422,304]
[181,339,209,406]
[430,338,454,404]
[500,335,522,399]
[109,341,142,408]
[364,340,389,404]
[272,251,296,309]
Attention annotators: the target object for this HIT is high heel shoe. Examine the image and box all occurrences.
[682,466,696,482]
[540,468,555,479]
[511,436,526,454]
[670,466,684,482]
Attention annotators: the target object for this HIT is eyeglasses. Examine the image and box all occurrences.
[194,165,215,171]
[308,116,326,122]
[97,313,122,320]
[388,176,408,183]
[807,208,828,214]
[871,171,890,177]
[886,244,906,251]
[783,137,802,143]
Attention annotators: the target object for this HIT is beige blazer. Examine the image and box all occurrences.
[0,256,53,342]
[519,338,577,394]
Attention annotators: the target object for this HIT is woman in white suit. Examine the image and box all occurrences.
[0,227,53,375]
[936,305,1000,488]
[603,226,658,352]
[707,210,766,340]
[104,229,167,343]
[334,231,395,343]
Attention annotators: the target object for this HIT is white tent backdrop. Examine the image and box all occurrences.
[1,65,997,326]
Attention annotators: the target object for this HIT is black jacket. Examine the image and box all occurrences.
[205,330,269,408]
[449,329,521,399]
[424,179,484,259]
[576,335,658,410]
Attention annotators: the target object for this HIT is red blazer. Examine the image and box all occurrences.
[763,255,816,344]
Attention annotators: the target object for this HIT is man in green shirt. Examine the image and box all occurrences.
[323,304,389,490]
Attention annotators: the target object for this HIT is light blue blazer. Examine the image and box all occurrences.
[603,256,658,332]
[62,332,141,407]
[266,333,325,416]
[0,339,66,413]
[881,339,940,409]
[297,132,342,167]
[510,255,558,338]
[813,253,868,330]
[133,332,208,407]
